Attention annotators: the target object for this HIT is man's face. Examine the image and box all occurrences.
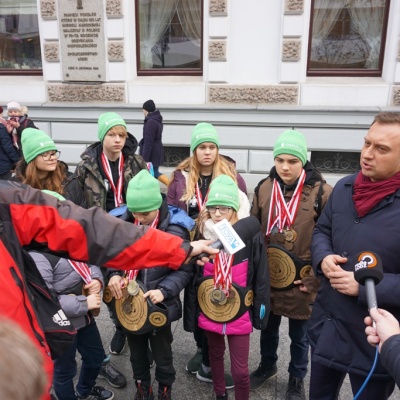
[360,122,400,181]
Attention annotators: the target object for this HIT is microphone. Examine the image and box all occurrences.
[353,251,384,311]
[195,215,261,260]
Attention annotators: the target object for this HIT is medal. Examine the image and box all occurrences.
[122,296,133,314]
[127,280,140,296]
[210,289,226,304]
[284,229,297,243]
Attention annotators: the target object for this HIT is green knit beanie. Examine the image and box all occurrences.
[97,112,127,142]
[190,123,219,153]
[22,128,58,164]
[42,190,66,201]
[127,170,162,213]
[206,175,239,211]
[273,129,308,166]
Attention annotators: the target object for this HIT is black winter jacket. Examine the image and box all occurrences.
[139,110,164,168]
[0,123,19,174]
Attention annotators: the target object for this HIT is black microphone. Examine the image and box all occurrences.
[195,215,261,260]
[353,251,384,311]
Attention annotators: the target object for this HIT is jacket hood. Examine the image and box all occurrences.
[144,110,163,124]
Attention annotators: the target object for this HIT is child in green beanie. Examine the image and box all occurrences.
[106,169,194,399]
[249,129,332,399]
[186,174,269,400]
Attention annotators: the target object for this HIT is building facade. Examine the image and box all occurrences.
[0,0,399,188]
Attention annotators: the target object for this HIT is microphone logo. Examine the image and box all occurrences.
[354,252,378,272]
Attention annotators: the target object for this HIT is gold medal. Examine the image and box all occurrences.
[284,229,297,243]
[122,296,133,314]
[127,280,140,296]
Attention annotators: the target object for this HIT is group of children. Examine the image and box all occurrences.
[1,103,332,400]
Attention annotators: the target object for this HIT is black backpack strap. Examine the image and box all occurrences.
[314,180,325,221]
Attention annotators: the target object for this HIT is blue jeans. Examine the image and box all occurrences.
[53,319,105,400]
[259,312,309,378]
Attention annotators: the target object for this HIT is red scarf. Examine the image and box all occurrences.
[352,172,400,217]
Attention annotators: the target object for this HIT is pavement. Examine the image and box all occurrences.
[91,300,400,400]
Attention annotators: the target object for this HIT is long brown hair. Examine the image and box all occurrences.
[170,150,239,203]
[15,158,67,194]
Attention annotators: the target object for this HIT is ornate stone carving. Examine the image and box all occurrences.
[41,0,57,20]
[209,85,298,105]
[47,84,125,102]
[44,42,59,62]
[282,40,301,61]
[106,0,123,18]
[393,86,400,106]
[108,42,124,62]
[209,41,227,61]
[210,0,227,16]
[284,0,304,14]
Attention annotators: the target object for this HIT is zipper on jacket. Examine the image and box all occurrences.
[10,266,48,354]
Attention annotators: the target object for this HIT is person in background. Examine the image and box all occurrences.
[0,318,47,400]
[250,129,332,399]
[14,128,126,389]
[107,170,194,400]
[167,122,248,388]
[0,113,19,179]
[75,112,147,367]
[188,175,269,400]
[308,112,400,400]
[0,106,7,125]
[0,179,218,400]
[5,101,37,153]
[139,100,168,185]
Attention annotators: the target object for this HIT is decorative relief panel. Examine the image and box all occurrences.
[209,41,227,61]
[41,0,57,20]
[108,42,124,62]
[47,84,125,102]
[209,85,298,105]
[393,86,400,106]
[106,0,123,18]
[282,40,301,61]
[210,0,227,16]
[44,42,59,62]
[284,0,304,14]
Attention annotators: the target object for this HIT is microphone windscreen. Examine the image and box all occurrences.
[354,251,384,285]
[232,215,261,242]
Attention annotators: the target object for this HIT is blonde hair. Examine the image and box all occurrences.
[107,125,128,138]
[170,150,239,203]
[0,318,47,400]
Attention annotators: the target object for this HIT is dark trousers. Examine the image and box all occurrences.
[309,359,395,400]
[127,324,175,387]
[194,326,210,367]
[206,331,250,399]
[53,320,105,400]
[260,312,309,378]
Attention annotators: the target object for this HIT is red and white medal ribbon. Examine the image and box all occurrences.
[195,182,209,212]
[133,210,160,229]
[101,151,125,208]
[68,260,92,284]
[214,251,234,294]
[126,269,138,282]
[266,169,306,235]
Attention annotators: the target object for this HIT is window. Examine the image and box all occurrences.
[0,0,42,75]
[307,0,390,76]
[136,0,202,76]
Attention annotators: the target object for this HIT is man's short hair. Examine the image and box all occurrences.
[371,112,400,126]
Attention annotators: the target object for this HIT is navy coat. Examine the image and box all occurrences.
[139,110,164,168]
[0,123,20,174]
[309,173,400,378]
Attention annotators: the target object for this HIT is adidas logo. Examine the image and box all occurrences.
[52,309,71,327]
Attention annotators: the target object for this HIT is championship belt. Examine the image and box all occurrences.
[103,280,168,334]
[197,277,254,323]
[267,244,312,290]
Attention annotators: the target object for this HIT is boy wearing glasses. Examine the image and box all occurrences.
[106,169,194,400]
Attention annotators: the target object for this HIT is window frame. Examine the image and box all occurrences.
[306,0,391,77]
[135,0,203,76]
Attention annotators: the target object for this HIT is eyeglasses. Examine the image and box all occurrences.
[207,206,232,214]
[41,151,61,161]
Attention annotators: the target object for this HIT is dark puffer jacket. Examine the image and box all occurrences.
[75,133,147,210]
[0,123,19,174]
[107,195,194,323]
[139,110,164,168]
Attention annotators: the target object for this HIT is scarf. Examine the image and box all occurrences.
[352,172,400,217]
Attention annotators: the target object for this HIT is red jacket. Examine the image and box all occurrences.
[0,181,191,400]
